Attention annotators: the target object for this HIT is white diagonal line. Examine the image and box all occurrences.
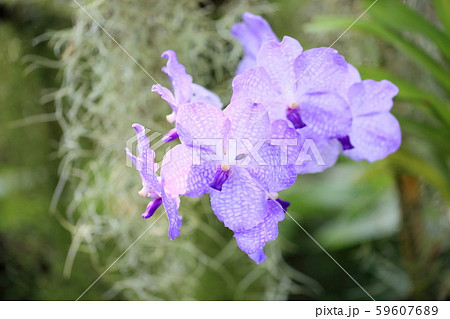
[75,168,199,301]
[71,0,200,126]
[76,210,166,301]
[283,211,376,301]
[250,0,379,127]
[248,175,376,301]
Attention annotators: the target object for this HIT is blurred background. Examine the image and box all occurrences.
[0,0,448,300]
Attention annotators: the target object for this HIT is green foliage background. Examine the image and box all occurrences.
[0,0,448,300]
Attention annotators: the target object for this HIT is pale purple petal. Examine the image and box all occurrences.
[231,66,278,104]
[248,249,266,264]
[161,189,182,240]
[231,12,278,74]
[126,124,161,195]
[293,47,350,96]
[231,67,286,124]
[344,113,401,162]
[270,119,303,166]
[299,92,352,139]
[295,136,340,174]
[161,50,193,105]
[348,79,399,116]
[236,56,257,76]
[160,144,217,197]
[256,36,303,92]
[234,199,285,257]
[245,142,297,192]
[176,101,231,147]
[151,84,178,114]
[190,83,223,109]
[224,98,271,141]
[341,63,361,99]
[210,168,268,232]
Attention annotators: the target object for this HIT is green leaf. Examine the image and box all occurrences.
[316,190,399,250]
[398,117,450,154]
[368,0,450,62]
[388,151,450,203]
[433,0,450,36]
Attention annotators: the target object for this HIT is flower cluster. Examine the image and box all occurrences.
[126,13,401,263]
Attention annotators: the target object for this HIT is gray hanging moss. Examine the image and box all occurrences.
[49,0,313,300]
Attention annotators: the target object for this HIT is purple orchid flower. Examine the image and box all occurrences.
[232,37,356,137]
[296,79,401,165]
[159,98,296,262]
[342,79,401,162]
[231,36,362,173]
[125,12,403,264]
[151,50,223,142]
[125,123,182,240]
[231,12,278,75]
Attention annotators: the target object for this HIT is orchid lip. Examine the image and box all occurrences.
[276,198,290,211]
[162,128,179,143]
[338,135,354,150]
[210,166,231,191]
[141,196,163,219]
[286,107,307,129]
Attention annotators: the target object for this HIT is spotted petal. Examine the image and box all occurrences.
[161,189,182,240]
[348,79,399,116]
[231,67,286,124]
[161,144,217,197]
[176,101,231,148]
[126,123,161,194]
[224,98,271,141]
[210,168,268,232]
[231,66,277,104]
[299,92,352,139]
[344,113,401,162]
[270,119,303,166]
[244,142,297,192]
[190,83,223,109]
[231,12,278,74]
[161,50,193,106]
[256,36,303,92]
[293,47,350,96]
[295,137,340,174]
[234,199,285,259]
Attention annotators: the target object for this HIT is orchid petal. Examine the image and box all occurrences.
[256,36,303,92]
[161,144,217,197]
[344,113,401,162]
[348,79,399,116]
[234,199,285,257]
[231,12,278,74]
[210,168,267,232]
[176,101,231,147]
[161,50,193,106]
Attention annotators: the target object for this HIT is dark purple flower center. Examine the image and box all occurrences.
[142,196,163,219]
[162,128,179,143]
[276,198,290,211]
[337,135,354,150]
[210,165,231,191]
[286,105,307,129]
